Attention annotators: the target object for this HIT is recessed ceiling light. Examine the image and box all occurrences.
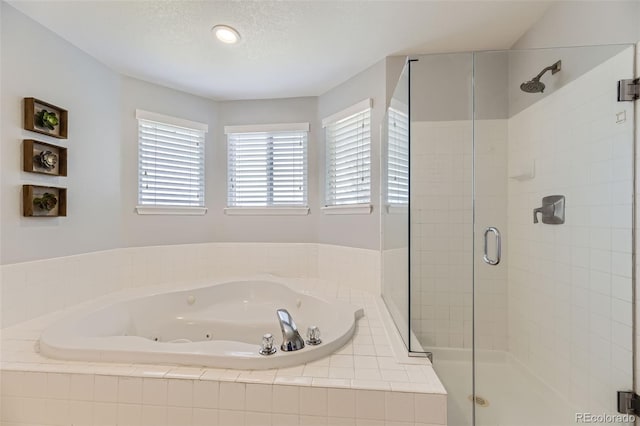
[212,25,240,44]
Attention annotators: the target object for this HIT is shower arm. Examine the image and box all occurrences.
[532,65,555,81]
[532,61,561,81]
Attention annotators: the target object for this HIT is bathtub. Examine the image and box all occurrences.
[39,279,363,369]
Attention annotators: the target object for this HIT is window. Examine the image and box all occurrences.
[387,107,409,205]
[323,99,372,211]
[136,110,208,215]
[225,123,309,214]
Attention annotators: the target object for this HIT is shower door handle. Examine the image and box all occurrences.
[483,227,501,266]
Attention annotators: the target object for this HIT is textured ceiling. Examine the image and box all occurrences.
[9,1,552,100]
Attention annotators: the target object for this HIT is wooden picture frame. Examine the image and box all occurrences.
[22,185,67,217]
[23,140,68,176]
[23,97,68,139]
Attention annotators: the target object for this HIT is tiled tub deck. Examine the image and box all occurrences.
[0,282,447,426]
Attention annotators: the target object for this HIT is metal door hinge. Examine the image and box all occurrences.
[618,79,639,101]
[618,391,640,414]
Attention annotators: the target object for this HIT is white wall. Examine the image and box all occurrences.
[1,3,122,264]
[316,60,385,250]
[1,4,389,265]
[409,52,509,122]
[508,44,629,117]
[507,47,634,415]
[120,77,218,248]
[213,98,319,244]
[511,1,640,50]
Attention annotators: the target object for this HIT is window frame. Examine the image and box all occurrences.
[386,105,409,207]
[224,122,310,216]
[135,109,208,216]
[322,98,373,215]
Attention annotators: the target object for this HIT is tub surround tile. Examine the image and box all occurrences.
[312,378,351,389]
[131,365,172,378]
[0,288,446,395]
[93,401,118,426]
[329,367,356,379]
[69,399,94,425]
[198,368,227,381]
[355,389,386,420]
[354,368,382,381]
[353,344,378,356]
[245,383,273,412]
[274,365,305,377]
[414,394,447,425]
[165,367,204,380]
[216,369,241,382]
[303,366,329,377]
[142,378,168,406]
[167,379,194,407]
[192,408,218,426]
[299,386,328,416]
[0,281,447,426]
[192,380,219,409]
[245,411,271,426]
[273,376,314,387]
[237,370,277,384]
[118,402,143,426]
[118,376,143,404]
[142,405,168,426]
[272,384,300,414]
[219,382,246,411]
[299,414,330,425]
[218,409,244,426]
[328,388,356,418]
[329,354,355,368]
[167,406,193,426]
[385,391,415,422]
[94,375,119,403]
[1,243,380,329]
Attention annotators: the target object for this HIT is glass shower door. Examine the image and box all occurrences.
[407,52,475,426]
[382,63,411,348]
[473,45,636,426]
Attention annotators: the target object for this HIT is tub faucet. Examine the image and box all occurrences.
[277,309,305,351]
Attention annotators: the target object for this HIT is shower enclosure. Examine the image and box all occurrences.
[382,44,636,426]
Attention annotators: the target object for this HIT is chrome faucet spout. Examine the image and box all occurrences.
[277,309,305,352]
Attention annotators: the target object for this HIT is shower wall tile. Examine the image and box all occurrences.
[507,46,635,418]
[410,119,508,351]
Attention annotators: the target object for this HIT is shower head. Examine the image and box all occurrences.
[520,60,561,94]
[520,79,546,93]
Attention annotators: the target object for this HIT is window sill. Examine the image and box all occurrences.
[224,207,310,216]
[136,206,208,216]
[321,204,372,215]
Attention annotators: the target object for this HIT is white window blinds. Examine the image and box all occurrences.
[324,101,371,206]
[137,110,207,207]
[387,108,409,205]
[226,124,308,207]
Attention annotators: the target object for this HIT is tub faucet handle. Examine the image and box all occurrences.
[259,333,276,355]
[306,325,322,345]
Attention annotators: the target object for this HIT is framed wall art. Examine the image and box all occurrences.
[23,97,68,139]
[23,139,68,176]
[22,185,67,217]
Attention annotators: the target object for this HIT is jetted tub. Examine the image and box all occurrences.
[40,280,363,369]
